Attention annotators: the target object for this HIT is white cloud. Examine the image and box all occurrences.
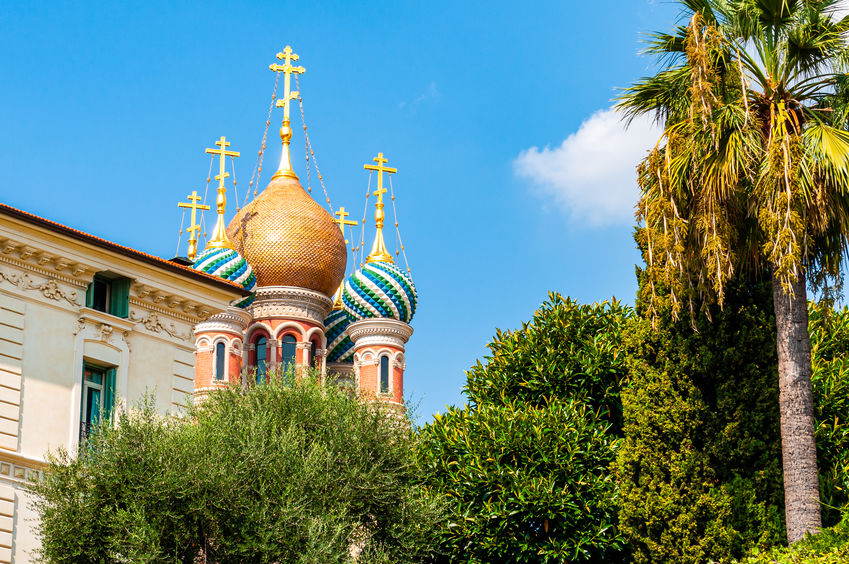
[514,107,661,226]
[399,82,440,110]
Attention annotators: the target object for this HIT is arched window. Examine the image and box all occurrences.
[379,355,390,394]
[255,336,267,383]
[215,342,226,380]
[280,334,297,374]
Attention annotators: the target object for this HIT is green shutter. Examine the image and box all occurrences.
[103,368,116,421]
[85,281,95,308]
[110,278,130,318]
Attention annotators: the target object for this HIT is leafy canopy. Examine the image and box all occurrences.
[417,294,631,563]
[619,0,849,319]
[31,374,442,564]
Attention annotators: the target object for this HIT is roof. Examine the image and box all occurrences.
[0,202,250,296]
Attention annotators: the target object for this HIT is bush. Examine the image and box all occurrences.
[808,302,849,526]
[742,511,849,563]
[417,294,631,562]
[31,374,442,563]
[618,276,786,563]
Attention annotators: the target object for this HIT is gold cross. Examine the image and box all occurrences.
[177,191,210,261]
[363,153,397,203]
[205,136,241,188]
[363,153,398,263]
[333,207,358,243]
[204,136,240,249]
[270,46,305,122]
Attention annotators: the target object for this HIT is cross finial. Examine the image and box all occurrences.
[363,153,398,263]
[269,46,306,180]
[333,207,358,244]
[331,206,359,310]
[177,191,210,261]
[204,136,240,249]
[270,46,305,122]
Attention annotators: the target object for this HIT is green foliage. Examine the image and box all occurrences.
[417,399,621,563]
[417,294,631,562]
[618,275,786,563]
[30,374,442,563]
[742,511,849,563]
[809,302,849,526]
[464,294,631,430]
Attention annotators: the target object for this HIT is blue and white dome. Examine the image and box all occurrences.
[192,246,257,308]
[341,261,417,323]
[324,308,355,363]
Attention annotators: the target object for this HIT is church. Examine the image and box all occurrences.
[0,46,417,561]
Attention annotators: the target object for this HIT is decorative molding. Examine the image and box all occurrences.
[131,284,214,324]
[0,449,46,485]
[347,319,414,350]
[194,307,251,338]
[0,264,79,306]
[130,310,193,341]
[0,238,90,286]
[248,286,333,326]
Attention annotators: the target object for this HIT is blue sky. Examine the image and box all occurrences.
[1,1,680,421]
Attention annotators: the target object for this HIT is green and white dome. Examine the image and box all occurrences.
[341,261,417,323]
[324,308,355,363]
[192,246,257,308]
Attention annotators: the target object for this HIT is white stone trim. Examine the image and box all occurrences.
[347,318,413,350]
[248,286,333,326]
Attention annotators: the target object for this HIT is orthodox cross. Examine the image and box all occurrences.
[270,46,305,122]
[204,136,240,248]
[363,153,397,205]
[333,207,358,244]
[205,136,240,193]
[177,191,210,261]
[363,153,397,263]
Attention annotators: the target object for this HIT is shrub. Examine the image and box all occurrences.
[618,276,786,563]
[808,302,849,526]
[742,511,849,563]
[31,374,441,563]
[417,294,631,562]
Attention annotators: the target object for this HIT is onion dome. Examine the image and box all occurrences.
[225,175,347,296]
[342,261,417,323]
[324,309,355,363]
[192,246,257,308]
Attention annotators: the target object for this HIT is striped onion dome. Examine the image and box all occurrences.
[192,246,257,308]
[341,261,417,323]
[324,308,355,363]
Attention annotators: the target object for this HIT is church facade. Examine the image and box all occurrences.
[0,46,417,561]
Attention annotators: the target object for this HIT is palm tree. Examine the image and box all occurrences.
[619,0,849,543]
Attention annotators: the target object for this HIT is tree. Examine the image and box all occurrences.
[416,294,631,562]
[30,374,442,563]
[619,0,849,542]
[619,255,786,563]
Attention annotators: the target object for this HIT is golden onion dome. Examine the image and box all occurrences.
[225,176,347,296]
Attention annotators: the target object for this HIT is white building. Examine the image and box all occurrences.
[0,202,246,562]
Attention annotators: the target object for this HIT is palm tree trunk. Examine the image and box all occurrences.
[771,271,822,543]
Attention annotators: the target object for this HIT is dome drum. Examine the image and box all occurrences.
[248,285,334,327]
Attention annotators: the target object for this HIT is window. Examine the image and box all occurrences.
[80,364,115,442]
[379,355,390,394]
[215,342,226,380]
[256,336,267,383]
[85,273,130,318]
[280,335,297,373]
[309,340,317,369]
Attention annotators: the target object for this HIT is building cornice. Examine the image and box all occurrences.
[248,286,333,326]
[347,318,414,349]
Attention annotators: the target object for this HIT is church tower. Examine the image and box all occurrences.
[340,153,417,412]
[184,46,416,410]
